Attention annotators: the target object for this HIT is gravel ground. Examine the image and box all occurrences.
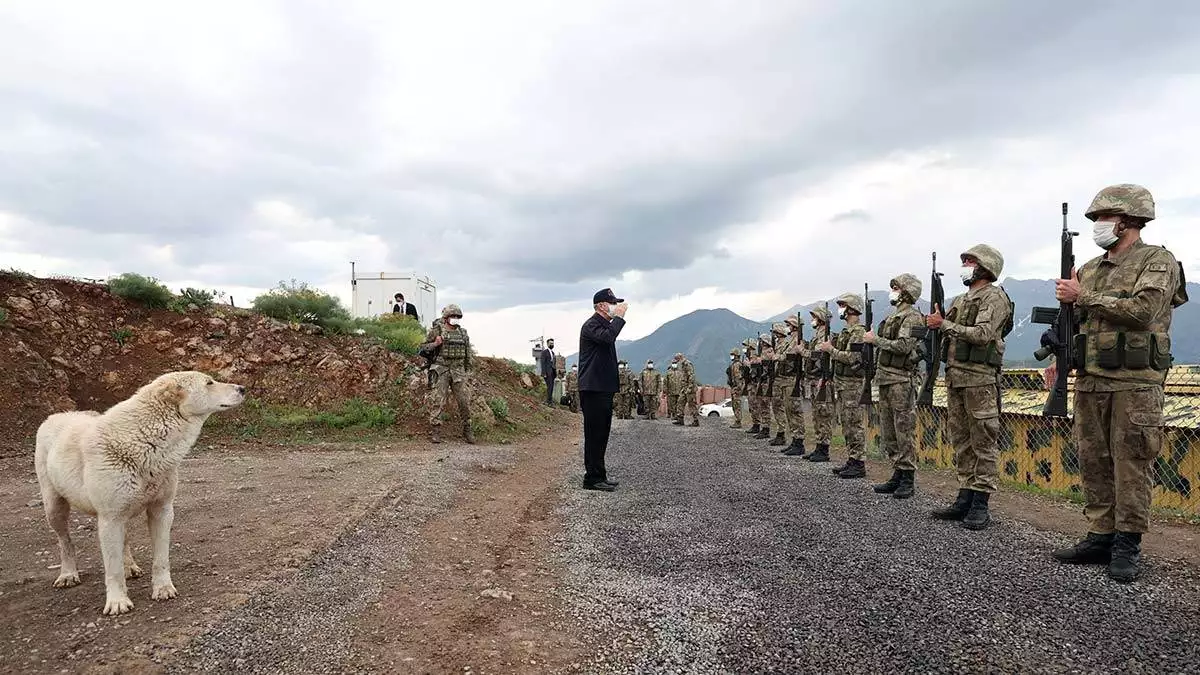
[167,446,509,674]
[556,417,1200,674]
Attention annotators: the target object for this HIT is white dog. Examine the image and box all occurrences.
[34,371,245,615]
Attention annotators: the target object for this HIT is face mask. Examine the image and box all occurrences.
[619,364,625,369]
[889,290,901,304]
[647,364,654,369]
[1093,220,1120,249]
[959,266,975,285]
[838,308,848,320]
[448,317,461,326]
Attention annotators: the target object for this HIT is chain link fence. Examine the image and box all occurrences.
[860,366,1200,516]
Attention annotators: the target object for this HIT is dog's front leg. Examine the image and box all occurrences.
[147,501,177,601]
[97,515,134,615]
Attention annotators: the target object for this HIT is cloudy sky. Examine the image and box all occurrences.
[3,1,1200,362]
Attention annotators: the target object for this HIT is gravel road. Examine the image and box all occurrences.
[557,417,1200,674]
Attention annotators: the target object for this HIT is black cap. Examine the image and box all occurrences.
[593,287,624,304]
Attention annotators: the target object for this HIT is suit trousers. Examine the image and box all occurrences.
[580,391,614,485]
[544,374,556,404]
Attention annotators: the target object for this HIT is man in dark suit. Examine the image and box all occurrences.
[577,288,628,491]
[539,338,558,406]
[392,293,420,321]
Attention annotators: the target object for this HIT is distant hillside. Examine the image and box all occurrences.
[575,278,1200,387]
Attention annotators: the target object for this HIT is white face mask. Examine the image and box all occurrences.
[838,308,848,320]
[888,290,901,304]
[448,317,461,326]
[1093,220,1120,249]
[959,266,975,284]
[647,364,654,369]
[811,319,819,328]
[619,364,625,369]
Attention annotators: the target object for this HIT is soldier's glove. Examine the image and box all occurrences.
[1039,328,1061,350]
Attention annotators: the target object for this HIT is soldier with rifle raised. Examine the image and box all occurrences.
[727,347,746,429]
[926,244,1014,528]
[742,339,762,434]
[794,304,836,458]
[862,274,924,492]
[912,252,946,407]
[816,293,867,467]
[751,333,773,439]
[766,322,791,446]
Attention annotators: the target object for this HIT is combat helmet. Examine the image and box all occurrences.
[784,314,801,328]
[771,321,789,336]
[890,273,923,304]
[836,293,864,315]
[961,244,1004,280]
[1085,183,1155,223]
[442,303,463,318]
[810,305,832,324]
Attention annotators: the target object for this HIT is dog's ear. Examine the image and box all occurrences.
[155,380,187,407]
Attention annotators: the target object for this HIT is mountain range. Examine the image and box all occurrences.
[566,278,1200,386]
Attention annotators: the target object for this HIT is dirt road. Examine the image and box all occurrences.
[4,415,1200,674]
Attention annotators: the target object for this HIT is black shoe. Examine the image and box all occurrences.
[769,432,786,446]
[873,469,902,494]
[1053,532,1115,565]
[754,427,771,440]
[745,424,761,434]
[689,420,700,427]
[601,479,620,487]
[837,459,866,479]
[892,470,915,499]
[831,461,849,475]
[782,438,806,457]
[672,419,684,426]
[1107,532,1142,582]
[805,444,829,462]
[932,489,974,520]
[582,482,616,492]
[962,491,990,529]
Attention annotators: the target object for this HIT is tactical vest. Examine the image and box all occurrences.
[940,296,1002,368]
[776,334,800,377]
[832,328,863,378]
[877,311,917,369]
[439,325,469,363]
[805,329,828,376]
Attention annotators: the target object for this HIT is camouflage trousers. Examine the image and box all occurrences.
[878,380,917,471]
[835,379,865,460]
[811,399,834,445]
[643,391,659,419]
[567,391,579,413]
[428,364,471,426]
[1076,387,1164,534]
[771,377,805,440]
[948,383,1000,493]
[614,392,634,419]
[666,392,679,419]
[752,392,770,427]
[675,390,698,423]
[731,393,744,425]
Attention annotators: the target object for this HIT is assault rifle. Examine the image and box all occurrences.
[910,251,946,406]
[790,312,805,397]
[814,302,835,403]
[764,333,778,397]
[1031,202,1077,418]
[854,282,876,405]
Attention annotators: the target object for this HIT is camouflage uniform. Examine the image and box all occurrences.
[797,306,836,458]
[615,361,635,419]
[1051,184,1186,583]
[674,353,700,426]
[640,362,661,420]
[868,274,924,493]
[743,340,763,434]
[421,304,474,444]
[824,294,867,467]
[566,367,580,413]
[752,334,775,439]
[665,364,681,419]
[727,348,745,428]
[930,245,1013,529]
[770,320,806,448]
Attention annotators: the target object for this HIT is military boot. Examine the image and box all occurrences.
[755,426,771,440]
[931,489,973,520]
[837,458,866,479]
[769,432,786,446]
[782,438,806,457]
[805,444,829,462]
[463,422,476,445]
[673,418,684,426]
[730,421,743,429]
[873,469,902,494]
[430,426,442,444]
[961,491,989,529]
[745,423,761,434]
[1107,532,1143,583]
[892,469,915,499]
[689,419,700,427]
[1052,532,1114,565]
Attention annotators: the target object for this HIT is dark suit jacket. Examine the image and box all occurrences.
[577,312,626,393]
[392,302,419,320]
[540,348,557,379]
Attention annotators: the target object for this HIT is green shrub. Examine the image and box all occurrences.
[488,396,509,420]
[0,307,7,324]
[500,358,538,376]
[251,280,350,327]
[112,328,134,346]
[169,287,220,312]
[325,314,427,356]
[272,398,396,430]
[107,273,174,309]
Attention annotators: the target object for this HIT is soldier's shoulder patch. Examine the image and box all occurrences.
[1148,262,1169,272]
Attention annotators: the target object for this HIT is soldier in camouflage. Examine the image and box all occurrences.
[1049,184,1186,583]
[566,364,579,413]
[673,353,701,426]
[792,306,835,458]
[727,347,746,428]
[420,304,475,444]
[640,360,661,420]
[752,334,775,439]
[862,274,925,492]
[927,245,1013,528]
[817,293,866,467]
[743,339,764,435]
[615,360,635,419]
[665,362,681,420]
[765,322,790,446]
[770,319,806,450]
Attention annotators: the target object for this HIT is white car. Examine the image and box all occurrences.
[699,397,735,418]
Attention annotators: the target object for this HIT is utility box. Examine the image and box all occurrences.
[350,266,437,325]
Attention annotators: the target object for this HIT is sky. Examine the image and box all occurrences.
[3,0,1200,363]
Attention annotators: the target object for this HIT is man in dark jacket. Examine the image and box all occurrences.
[577,288,628,491]
[539,338,558,406]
